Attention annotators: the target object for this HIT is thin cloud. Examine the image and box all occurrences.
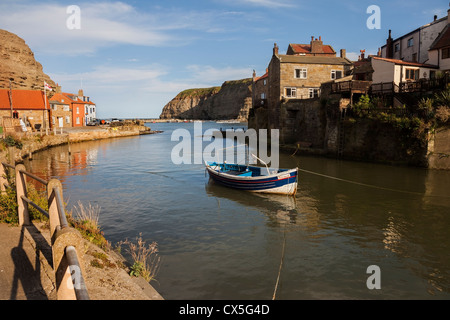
[0,1,175,55]
[236,0,297,8]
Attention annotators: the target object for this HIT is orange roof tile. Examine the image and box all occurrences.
[254,72,268,82]
[289,43,336,55]
[0,89,49,110]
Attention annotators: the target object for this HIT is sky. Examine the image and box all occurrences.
[0,0,448,118]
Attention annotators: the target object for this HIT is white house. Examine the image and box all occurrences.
[371,56,438,85]
[428,24,450,72]
[380,11,449,64]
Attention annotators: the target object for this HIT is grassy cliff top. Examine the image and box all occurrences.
[176,78,252,99]
[177,87,221,99]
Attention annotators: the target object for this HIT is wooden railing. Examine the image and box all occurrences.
[331,80,372,94]
[0,162,89,300]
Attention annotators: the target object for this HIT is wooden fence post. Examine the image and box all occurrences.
[47,179,64,241]
[15,164,30,226]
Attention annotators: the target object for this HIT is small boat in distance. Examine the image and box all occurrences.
[205,160,298,196]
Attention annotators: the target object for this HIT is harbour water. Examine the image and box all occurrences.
[26,122,450,299]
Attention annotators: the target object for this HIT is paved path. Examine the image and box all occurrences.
[0,224,50,300]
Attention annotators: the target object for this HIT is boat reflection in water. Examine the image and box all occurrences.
[205,179,299,225]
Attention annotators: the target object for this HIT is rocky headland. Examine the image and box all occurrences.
[0,29,56,91]
[160,78,252,121]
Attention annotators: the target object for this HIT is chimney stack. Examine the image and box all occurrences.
[273,43,279,56]
[311,36,323,54]
[340,49,346,59]
[78,89,84,97]
[386,29,393,58]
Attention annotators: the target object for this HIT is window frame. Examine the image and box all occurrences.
[285,87,297,98]
[405,68,418,81]
[331,70,343,80]
[309,88,320,98]
[294,68,307,79]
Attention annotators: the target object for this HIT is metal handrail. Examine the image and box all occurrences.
[20,195,50,218]
[54,187,69,229]
[65,246,90,300]
[0,161,89,300]
[19,169,48,186]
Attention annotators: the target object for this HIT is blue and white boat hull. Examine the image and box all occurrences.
[205,162,298,195]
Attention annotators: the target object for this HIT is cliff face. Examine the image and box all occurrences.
[160,78,253,121]
[0,29,56,90]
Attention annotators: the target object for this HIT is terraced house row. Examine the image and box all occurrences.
[0,85,96,134]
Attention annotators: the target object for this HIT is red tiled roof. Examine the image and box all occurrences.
[289,43,335,54]
[254,72,268,82]
[0,89,49,110]
[50,93,71,104]
[372,56,438,68]
[61,92,95,105]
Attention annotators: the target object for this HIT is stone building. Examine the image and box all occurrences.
[264,38,352,130]
[53,89,97,127]
[0,88,50,132]
[49,93,72,128]
[252,69,268,109]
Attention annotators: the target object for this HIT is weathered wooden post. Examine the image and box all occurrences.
[15,164,30,226]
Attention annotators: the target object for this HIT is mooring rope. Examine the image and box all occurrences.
[272,228,287,300]
[298,168,450,198]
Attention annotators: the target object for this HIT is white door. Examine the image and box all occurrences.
[58,117,64,128]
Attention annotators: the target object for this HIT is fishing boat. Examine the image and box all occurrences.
[204,160,298,196]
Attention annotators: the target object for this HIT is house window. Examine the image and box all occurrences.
[66,116,70,124]
[63,105,69,111]
[407,38,414,47]
[261,93,266,99]
[76,117,80,125]
[405,68,418,81]
[309,88,320,98]
[285,87,297,98]
[294,68,307,79]
[263,79,267,86]
[442,47,450,59]
[76,107,79,114]
[52,116,56,125]
[412,53,417,62]
[394,43,400,52]
[331,70,343,80]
